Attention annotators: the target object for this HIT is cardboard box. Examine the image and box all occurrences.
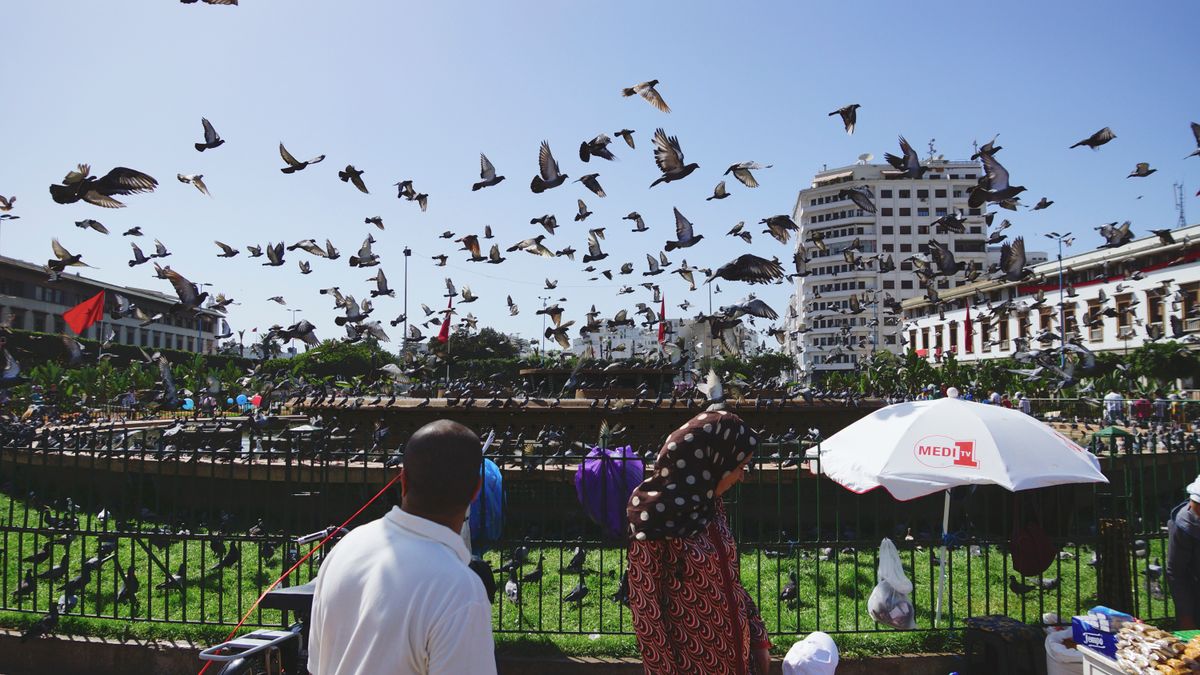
[1072,616,1117,659]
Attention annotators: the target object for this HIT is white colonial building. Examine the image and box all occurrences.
[571,317,761,360]
[901,224,1200,360]
[785,156,1032,378]
[0,255,224,354]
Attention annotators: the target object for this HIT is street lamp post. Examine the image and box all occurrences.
[538,295,550,364]
[288,309,302,354]
[1044,232,1071,368]
[402,247,411,346]
[194,282,212,354]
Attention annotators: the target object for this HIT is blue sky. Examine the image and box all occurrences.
[1,1,1198,349]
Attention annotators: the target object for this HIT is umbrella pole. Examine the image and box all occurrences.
[936,489,950,627]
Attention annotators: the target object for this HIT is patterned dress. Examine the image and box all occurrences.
[628,500,770,675]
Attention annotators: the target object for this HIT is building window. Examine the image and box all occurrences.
[880,189,893,198]
[881,225,893,234]
[883,280,895,289]
[935,208,948,216]
[899,190,911,198]
[1039,307,1053,331]
[882,243,894,252]
[1116,294,1133,329]
[1182,283,1200,334]
[948,321,958,352]
[969,226,982,234]
[901,280,913,289]
[953,190,964,198]
[1064,305,1079,337]
[935,189,947,198]
[9,308,26,330]
[899,225,911,235]
[899,208,911,217]
[918,209,930,218]
[968,208,982,215]
[126,327,135,344]
[980,318,991,352]
[917,189,929,199]
[140,331,149,347]
[900,243,912,252]
[954,239,986,252]
[998,317,1010,350]
[918,224,930,234]
[1086,300,1103,342]
[54,316,66,334]
[1146,290,1165,329]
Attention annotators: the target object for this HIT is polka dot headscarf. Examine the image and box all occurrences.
[626,409,759,541]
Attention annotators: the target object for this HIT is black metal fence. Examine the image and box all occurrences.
[0,414,1197,640]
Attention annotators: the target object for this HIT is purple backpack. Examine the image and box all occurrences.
[574,445,644,539]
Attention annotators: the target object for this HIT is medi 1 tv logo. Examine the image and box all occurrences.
[913,435,979,469]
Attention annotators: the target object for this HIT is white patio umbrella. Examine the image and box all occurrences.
[816,389,1108,626]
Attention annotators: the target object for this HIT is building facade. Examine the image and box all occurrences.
[0,255,223,353]
[571,317,761,360]
[901,224,1200,360]
[786,157,1003,378]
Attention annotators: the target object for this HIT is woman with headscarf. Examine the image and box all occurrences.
[625,408,771,675]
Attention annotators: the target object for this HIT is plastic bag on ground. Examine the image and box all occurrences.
[868,537,916,629]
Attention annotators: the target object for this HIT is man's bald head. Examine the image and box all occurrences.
[401,419,481,516]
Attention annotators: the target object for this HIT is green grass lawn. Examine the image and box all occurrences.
[0,489,1174,658]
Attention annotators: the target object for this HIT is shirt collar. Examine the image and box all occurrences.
[384,506,471,564]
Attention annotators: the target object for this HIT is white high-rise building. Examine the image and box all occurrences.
[784,157,994,379]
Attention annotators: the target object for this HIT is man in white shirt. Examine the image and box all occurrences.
[308,420,497,675]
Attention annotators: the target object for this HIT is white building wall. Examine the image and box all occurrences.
[903,224,1200,361]
[787,159,991,377]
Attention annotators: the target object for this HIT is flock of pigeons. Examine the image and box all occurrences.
[4,5,1199,391]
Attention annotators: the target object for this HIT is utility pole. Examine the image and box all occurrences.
[402,247,411,347]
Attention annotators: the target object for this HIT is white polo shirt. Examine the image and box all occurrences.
[308,506,496,675]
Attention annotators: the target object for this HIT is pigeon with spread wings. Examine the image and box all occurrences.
[530,141,567,193]
[194,118,224,151]
[829,104,860,134]
[473,154,505,191]
[622,80,670,113]
[50,164,157,208]
[649,128,699,187]
[279,142,325,173]
[164,269,209,311]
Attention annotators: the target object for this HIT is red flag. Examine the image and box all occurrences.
[657,296,666,344]
[436,296,452,343]
[963,300,974,354]
[63,290,105,335]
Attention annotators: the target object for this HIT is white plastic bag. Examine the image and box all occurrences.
[1044,628,1083,675]
[868,537,916,629]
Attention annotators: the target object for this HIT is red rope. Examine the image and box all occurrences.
[197,471,403,675]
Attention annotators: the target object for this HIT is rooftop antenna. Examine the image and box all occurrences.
[927,138,937,161]
[857,152,873,165]
[1175,182,1187,229]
